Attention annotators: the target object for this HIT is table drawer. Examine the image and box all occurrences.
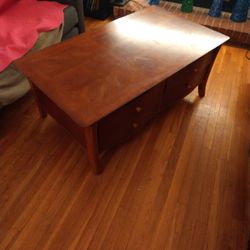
[98,83,164,150]
[163,51,215,107]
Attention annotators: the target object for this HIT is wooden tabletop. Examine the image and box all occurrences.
[16,6,229,127]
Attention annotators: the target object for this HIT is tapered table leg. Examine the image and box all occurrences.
[198,80,207,97]
[30,81,47,118]
[199,47,220,98]
[83,125,102,175]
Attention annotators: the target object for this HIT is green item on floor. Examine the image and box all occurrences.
[181,0,193,13]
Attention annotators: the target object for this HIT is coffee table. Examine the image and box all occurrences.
[16,6,229,174]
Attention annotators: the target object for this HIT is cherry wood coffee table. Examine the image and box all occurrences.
[16,6,229,174]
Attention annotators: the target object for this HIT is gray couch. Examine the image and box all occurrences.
[55,0,85,39]
[0,0,85,108]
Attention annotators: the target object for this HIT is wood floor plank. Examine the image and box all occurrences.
[76,128,153,250]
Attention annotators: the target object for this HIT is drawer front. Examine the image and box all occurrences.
[163,51,216,107]
[129,82,164,133]
[98,98,135,151]
[98,83,164,150]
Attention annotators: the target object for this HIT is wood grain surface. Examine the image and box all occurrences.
[15,6,228,127]
[1,18,249,250]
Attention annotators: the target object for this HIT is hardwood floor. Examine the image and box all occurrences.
[0,18,249,249]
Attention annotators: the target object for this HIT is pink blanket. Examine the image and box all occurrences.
[0,0,66,72]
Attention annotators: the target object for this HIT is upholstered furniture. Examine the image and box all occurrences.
[0,0,85,108]
[57,0,85,39]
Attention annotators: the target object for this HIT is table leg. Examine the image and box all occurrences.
[198,80,207,97]
[198,62,213,98]
[199,47,220,98]
[30,81,47,118]
[83,125,102,175]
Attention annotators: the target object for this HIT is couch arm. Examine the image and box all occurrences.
[54,0,85,33]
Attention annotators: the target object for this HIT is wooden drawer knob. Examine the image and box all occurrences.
[187,83,194,89]
[135,106,142,112]
[194,68,198,73]
[132,123,138,128]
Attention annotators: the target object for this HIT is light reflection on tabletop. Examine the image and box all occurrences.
[114,18,223,52]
